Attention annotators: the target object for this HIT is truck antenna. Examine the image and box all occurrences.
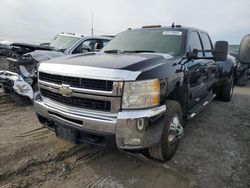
[91,12,94,36]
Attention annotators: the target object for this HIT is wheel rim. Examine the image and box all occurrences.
[168,114,183,146]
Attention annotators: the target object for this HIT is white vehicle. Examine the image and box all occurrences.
[0,34,113,105]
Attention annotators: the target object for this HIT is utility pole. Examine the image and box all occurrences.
[91,12,94,36]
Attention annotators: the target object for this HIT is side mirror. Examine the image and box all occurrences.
[186,49,199,59]
[213,41,228,61]
[80,45,91,53]
[94,43,101,52]
[238,34,250,65]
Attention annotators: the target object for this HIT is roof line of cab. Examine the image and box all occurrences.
[128,24,209,35]
[59,32,114,39]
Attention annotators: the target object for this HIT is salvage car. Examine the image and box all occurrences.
[0,34,112,105]
[0,32,84,58]
[33,25,250,161]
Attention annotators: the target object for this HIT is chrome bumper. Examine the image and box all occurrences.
[34,92,166,149]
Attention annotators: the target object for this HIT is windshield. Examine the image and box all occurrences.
[49,35,80,50]
[102,29,185,56]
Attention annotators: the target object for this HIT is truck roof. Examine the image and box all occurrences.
[59,32,86,38]
[133,25,209,35]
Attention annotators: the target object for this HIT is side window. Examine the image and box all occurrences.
[200,33,212,50]
[72,39,98,54]
[200,33,213,57]
[190,32,202,51]
[81,39,97,51]
[190,31,202,57]
[103,40,110,47]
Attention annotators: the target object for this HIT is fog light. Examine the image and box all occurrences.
[136,118,145,131]
[123,138,141,146]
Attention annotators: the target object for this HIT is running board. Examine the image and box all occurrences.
[187,93,216,120]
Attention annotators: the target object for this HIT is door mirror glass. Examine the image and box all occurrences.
[213,41,228,61]
[238,34,250,65]
[186,49,198,59]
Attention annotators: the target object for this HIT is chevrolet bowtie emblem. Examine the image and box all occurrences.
[59,84,72,97]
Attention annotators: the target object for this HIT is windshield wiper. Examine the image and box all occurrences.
[104,49,123,54]
[123,50,156,53]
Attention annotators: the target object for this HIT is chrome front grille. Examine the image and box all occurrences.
[39,72,114,91]
[40,89,111,112]
[38,72,123,113]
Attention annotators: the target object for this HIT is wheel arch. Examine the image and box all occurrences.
[165,81,189,116]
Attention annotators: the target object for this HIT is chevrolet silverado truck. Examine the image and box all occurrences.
[34,25,250,161]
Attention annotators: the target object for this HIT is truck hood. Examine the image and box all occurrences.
[39,52,181,81]
[11,43,53,51]
[26,50,65,62]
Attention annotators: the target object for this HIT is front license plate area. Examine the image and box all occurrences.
[56,126,78,143]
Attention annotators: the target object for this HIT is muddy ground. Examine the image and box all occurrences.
[0,83,249,188]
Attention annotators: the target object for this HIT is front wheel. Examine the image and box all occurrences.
[148,100,184,161]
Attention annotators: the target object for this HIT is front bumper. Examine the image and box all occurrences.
[34,92,166,149]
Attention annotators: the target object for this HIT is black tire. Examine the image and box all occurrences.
[10,92,31,106]
[220,77,234,102]
[236,69,248,86]
[148,100,183,161]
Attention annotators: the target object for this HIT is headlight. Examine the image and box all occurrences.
[122,79,160,109]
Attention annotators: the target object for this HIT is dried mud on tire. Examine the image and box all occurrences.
[0,83,250,188]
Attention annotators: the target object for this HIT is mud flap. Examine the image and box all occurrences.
[55,126,78,144]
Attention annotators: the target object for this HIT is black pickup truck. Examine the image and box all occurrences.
[34,25,250,161]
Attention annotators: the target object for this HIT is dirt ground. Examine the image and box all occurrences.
[0,83,249,188]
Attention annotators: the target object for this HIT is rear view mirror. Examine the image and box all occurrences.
[94,43,101,52]
[213,41,228,61]
[238,34,250,65]
[186,49,200,59]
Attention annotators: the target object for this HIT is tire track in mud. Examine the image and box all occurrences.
[0,95,20,115]
[74,147,113,167]
[80,149,190,188]
[83,175,123,188]
[0,145,88,185]
[19,127,46,135]
[0,95,12,104]
[0,144,112,187]
[17,127,51,140]
[0,103,16,114]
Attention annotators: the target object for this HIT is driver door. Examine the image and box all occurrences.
[187,31,207,107]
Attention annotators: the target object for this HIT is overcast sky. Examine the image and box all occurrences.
[0,0,249,44]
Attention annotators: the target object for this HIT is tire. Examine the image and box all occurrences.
[236,69,248,86]
[148,100,184,161]
[220,77,234,102]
